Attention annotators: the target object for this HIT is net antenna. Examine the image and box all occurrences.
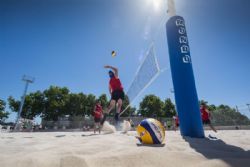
[119,43,161,116]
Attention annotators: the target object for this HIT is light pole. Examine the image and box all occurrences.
[235,105,239,112]
[15,75,35,130]
[247,104,250,112]
[170,88,175,104]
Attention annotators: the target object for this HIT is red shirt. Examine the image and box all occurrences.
[173,116,179,125]
[109,77,123,92]
[94,104,103,119]
[175,116,179,125]
[200,106,209,120]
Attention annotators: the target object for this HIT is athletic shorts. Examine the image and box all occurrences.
[111,90,125,101]
[202,119,211,124]
[94,118,101,123]
[175,123,179,127]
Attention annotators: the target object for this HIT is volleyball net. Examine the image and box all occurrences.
[120,44,161,116]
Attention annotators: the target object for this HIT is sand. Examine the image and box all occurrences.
[0,130,250,167]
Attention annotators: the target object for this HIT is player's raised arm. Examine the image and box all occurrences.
[104,65,118,77]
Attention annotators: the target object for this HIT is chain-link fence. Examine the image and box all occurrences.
[39,113,250,131]
[40,117,175,131]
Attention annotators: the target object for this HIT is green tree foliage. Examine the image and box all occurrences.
[65,93,87,116]
[0,99,9,121]
[211,105,250,125]
[84,94,96,116]
[120,95,136,117]
[199,100,250,125]
[139,95,164,117]
[6,85,249,126]
[97,94,108,109]
[29,91,45,117]
[8,86,99,121]
[8,91,44,119]
[43,86,70,121]
[8,96,20,113]
[163,98,176,117]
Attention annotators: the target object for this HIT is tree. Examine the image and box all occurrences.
[207,104,216,111]
[8,91,45,120]
[0,99,9,122]
[139,95,164,117]
[42,86,70,121]
[29,91,45,117]
[120,95,136,117]
[199,100,250,126]
[65,93,87,116]
[8,96,20,113]
[199,100,208,106]
[84,94,96,116]
[97,94,109,109]
[163,98,176,117]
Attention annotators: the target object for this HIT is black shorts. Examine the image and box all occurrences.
[94,118,101,123]
[202,119,211,124]
[111,90,125,101]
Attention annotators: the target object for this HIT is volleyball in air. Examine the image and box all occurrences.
[111,50,116,57]
[136,118,165,144]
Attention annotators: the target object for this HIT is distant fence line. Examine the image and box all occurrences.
[41,116,250,131]
[41,117,148,130]
[2,113,249,132]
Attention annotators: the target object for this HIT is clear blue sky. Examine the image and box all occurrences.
[1,0,250,122]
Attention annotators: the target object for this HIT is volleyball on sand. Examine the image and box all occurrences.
[136,118,165,144]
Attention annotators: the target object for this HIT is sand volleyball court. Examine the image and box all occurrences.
[0,130,250,167]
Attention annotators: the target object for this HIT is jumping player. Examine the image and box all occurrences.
[93,101,103,134]
[200,103,217,133]
[101,65,125,125]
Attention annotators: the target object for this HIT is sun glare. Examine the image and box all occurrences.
[153,0,162,11]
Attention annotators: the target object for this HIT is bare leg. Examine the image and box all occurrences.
[173,121,176,131]
[94,123,96,134]
[114,99,123,122]
[107,100,116,114]
[98,123,101,134]
[209,124,217,133]
[117,99,123,114]
[101,100,116,125]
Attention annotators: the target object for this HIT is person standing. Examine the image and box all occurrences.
[93,101,103,134]
[200,103,217,133]
[173,115,179,131]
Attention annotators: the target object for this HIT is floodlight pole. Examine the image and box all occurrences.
[235,105,239,112]
[247,104,250,112]
[14,76,34,130]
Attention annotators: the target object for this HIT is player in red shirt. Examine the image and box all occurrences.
[200,103,217,132]
[93,101,103,134]
[101,65,125,125]
[173,115,179,131]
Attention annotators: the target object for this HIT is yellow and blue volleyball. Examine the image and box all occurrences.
[111,50,116,57]
[136,118,165,144]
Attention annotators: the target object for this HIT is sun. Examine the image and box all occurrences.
[152,0,162,11]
